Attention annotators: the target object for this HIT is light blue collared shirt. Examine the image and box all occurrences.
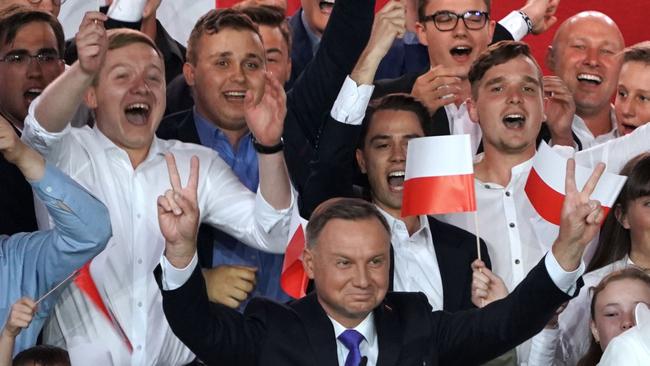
[193,110,290,309]
[0,163,111,355]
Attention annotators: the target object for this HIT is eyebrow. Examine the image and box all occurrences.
[484,75,540,87]
[5,47,58,55]
[266,48,283,56]
[108,62,163,73]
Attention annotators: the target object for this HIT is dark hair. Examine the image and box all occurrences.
[588,153,650,272]
[622,42,650,67]
[13,345,70,366]
[186,8,260,64]
[240,5,291,50]
[0,4,65,57]
[306,198,390,248]
[358,93,433,149]
[468,40,542,99]
[418,0,491,22]
[577,267,650,366]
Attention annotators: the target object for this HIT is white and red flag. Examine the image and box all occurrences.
[402,135,476,217]
[525,142,627,225]
[280,208,309,299]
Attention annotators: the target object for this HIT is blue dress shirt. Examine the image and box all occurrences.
[0,163,111,355]
[193,110,290,309]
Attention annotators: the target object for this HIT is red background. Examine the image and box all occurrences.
[218,0,648,75]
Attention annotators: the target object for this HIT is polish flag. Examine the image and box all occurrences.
[281,209,309,299]
[525,142,627,226]
[402,135,476,217]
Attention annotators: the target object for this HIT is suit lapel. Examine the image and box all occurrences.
[427,217,458,311]
[292,294,339,366]
[375,300,402,366]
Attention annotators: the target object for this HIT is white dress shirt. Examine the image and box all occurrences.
[377,208,444,311]
[437,122,650,364]
[22,99,295,366]
[571,108,619,149]
[161,249,583,366]
[445,103,482,155]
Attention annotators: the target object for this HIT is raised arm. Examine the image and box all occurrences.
[34,11,107,132]
[0,115,44,181]
[0,298,36,364]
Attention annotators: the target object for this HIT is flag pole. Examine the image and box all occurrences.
[474,210,481,262]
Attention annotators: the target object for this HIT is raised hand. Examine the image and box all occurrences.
[203,265,257,308]
[75,11,108,76]
[0,114,45,180]
[552,159,605,271]
[158,153,200,268]
[1,298,36,339]
[410,65,465,113]
[244,73,286,147]
[350,0,406,85]
[521,0,560,35]
[543,76,575,147]
[471,259,508,308]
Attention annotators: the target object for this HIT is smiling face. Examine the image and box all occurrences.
[86,41,165,162]
[468,55,544,156]
[259,24,291,85]
[356,109,424,218]
[0,20,64,126]
[548,13,624,117]
[184,27,266,133]
[416,0,494,74]
[304,217,390,328]
[300,0,334,37]
[615,61,650,136]
[591,277,650,350]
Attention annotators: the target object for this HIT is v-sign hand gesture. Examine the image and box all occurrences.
[158,153,200,268]
[553,159,605,271]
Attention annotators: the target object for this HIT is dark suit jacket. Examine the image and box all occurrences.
[300,118,490,313]
[161,0,374,195]
[157,256,576,366]
[0,125,37,235]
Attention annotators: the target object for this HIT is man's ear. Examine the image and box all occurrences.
[303,247,315,280]
[545,45,556,71]
[415,21,429,47]
[183,62,196,87]
[355,148,367,174]
[83,87,98,109]
[614,204,630,229]
[467,98,480,124]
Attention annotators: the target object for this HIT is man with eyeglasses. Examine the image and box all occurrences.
[0,0,65,17]
[372,0,560,155]
[0,4,65,235]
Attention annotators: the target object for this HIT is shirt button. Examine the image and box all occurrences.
[45,186,53,193]
[505,191,511,197]
[136,345,142,351]
[509,223,516,228]
[137,301,143,307]
[515,259,521,265]
[136,214,141,219]
[484,184,490,189]
[137,258,143,264]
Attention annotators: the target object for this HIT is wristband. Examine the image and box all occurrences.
[518,10,534,34]
[251,136,284,154]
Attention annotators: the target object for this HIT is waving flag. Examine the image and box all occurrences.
[402,135,476,217]
[280,209,309,299]
[525,142,627,225]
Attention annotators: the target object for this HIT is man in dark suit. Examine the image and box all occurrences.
[154,150,605,365]
[0,6,65,234]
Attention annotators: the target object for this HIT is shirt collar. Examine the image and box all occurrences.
[192,107,220,147]
[92,124,164,165]
[329,312,376,346]
[375,205,430,238]
[300,9,321,55]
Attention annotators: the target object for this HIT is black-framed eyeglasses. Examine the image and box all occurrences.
[423,10,490,31]
[0,51,62,67]
[27,0,67,5]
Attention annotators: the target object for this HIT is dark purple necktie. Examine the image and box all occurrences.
[338,329,365,366]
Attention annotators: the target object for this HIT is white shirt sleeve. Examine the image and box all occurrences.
[160,252,198,291]
[21,95,72,157]
[545,251,585,295]
[528,327,560,366]
[329,75,375,126]
[498,11,529,41]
